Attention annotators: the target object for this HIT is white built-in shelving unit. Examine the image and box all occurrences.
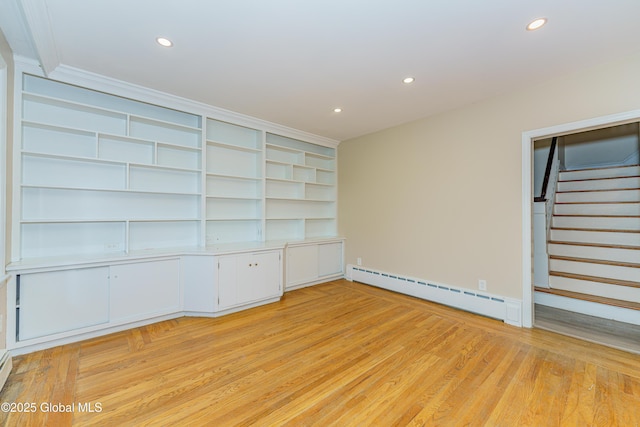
[205,119,263,244]
[7,64,343,353]
[11,70,339,264]
[17,74,203,260]
[265,133,336,241]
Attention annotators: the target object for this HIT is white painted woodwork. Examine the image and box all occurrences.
[265,133,337,241]
[286,245,319,287]
[547,275,640,302]
[548,243,640,264]
[535,291,640,326]
[109,259,181,322]
[6,62,344,353]
[318,242,344,277]
[285,240,344,289]
[549,258,639,282]
[557,176,640,192]
[552,215,640,230]
[17,73,204,261]
[555,189,640,203]
[550,228,640,246]
[554,202,640,216]
[533,202,550,287]
[349,265,523,326]
[18,268,110,340]
[217,251,282,310]
[559,165,640,181]
[182,256,217,313]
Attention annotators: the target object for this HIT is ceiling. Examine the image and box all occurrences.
[2,0,640,142]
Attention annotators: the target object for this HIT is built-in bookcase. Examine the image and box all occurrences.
[265,133,336,241]
[12,71,339,263]
[205,119,263,244]
[18,74,203,260]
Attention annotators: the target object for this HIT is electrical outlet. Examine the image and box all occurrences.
[105,243,120,251]
[357,257,362,266]
[478,279,487,291]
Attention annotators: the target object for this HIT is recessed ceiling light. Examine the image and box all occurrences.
[403,77,415,84]
[333,108,343,113]
[156,37,173,47]
[526,18,547,31]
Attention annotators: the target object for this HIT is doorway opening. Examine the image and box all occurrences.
[521,111,640,353]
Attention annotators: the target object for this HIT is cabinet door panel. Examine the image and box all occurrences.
[19,267,109,340]
[109,259,180,322]
[217,256,238,309]
[239,252,281,302]
[286,245,318,287]
[318,242,343,277]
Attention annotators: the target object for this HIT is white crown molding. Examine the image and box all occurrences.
[40,63,340,148]
[18,0,59,75]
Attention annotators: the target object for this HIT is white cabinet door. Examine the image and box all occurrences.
[182,256,216,313]
[109,259,180,322]
[217,255,239,309]
[19,267,109,340]
[318,242,343,277]
[238,251,281,303]
[286,244,318,287]
[217,251,282,310]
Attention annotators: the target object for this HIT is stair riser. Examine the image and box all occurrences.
[552,216,640,230]
[548,275,640,303]
[557,176,640,192]
[548,243,640,264]
[549,259,640,282]
[550,229,640,246]
[560,166,640,181]
[555,189,640,203]
[554,203,640,216]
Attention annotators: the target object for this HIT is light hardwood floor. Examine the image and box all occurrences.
[1,280,639,426]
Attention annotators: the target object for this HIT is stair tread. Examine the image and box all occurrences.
[556,187,640,194]
[549,255,640,268]
[555,201,640,204]
[561,164,640,173]
[553,214,640,217]
[535,287,640,310]
[548,270,640,289]
[548,240,640,250]
[551,227,640,234]
[559,175,640,183]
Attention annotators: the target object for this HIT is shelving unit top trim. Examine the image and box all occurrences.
[23,74,202,130]
[22,59,340,148]
[266,133,336,157]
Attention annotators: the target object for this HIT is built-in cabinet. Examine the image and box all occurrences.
[7,62,344,353]
[286,240,344,289]
[217,250,282,311]
[17,258,180,342]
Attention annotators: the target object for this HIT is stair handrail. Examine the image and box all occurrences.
[534,136,558,202]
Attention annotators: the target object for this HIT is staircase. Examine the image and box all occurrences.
[539,164,640,311]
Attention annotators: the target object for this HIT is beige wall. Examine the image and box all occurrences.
[338,52,640,299]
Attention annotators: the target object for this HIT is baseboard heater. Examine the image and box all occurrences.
[347,265,522,326]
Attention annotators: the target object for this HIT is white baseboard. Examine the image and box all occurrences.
[347,265,522,326]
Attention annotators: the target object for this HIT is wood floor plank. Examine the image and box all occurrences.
[1,279,639,426]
